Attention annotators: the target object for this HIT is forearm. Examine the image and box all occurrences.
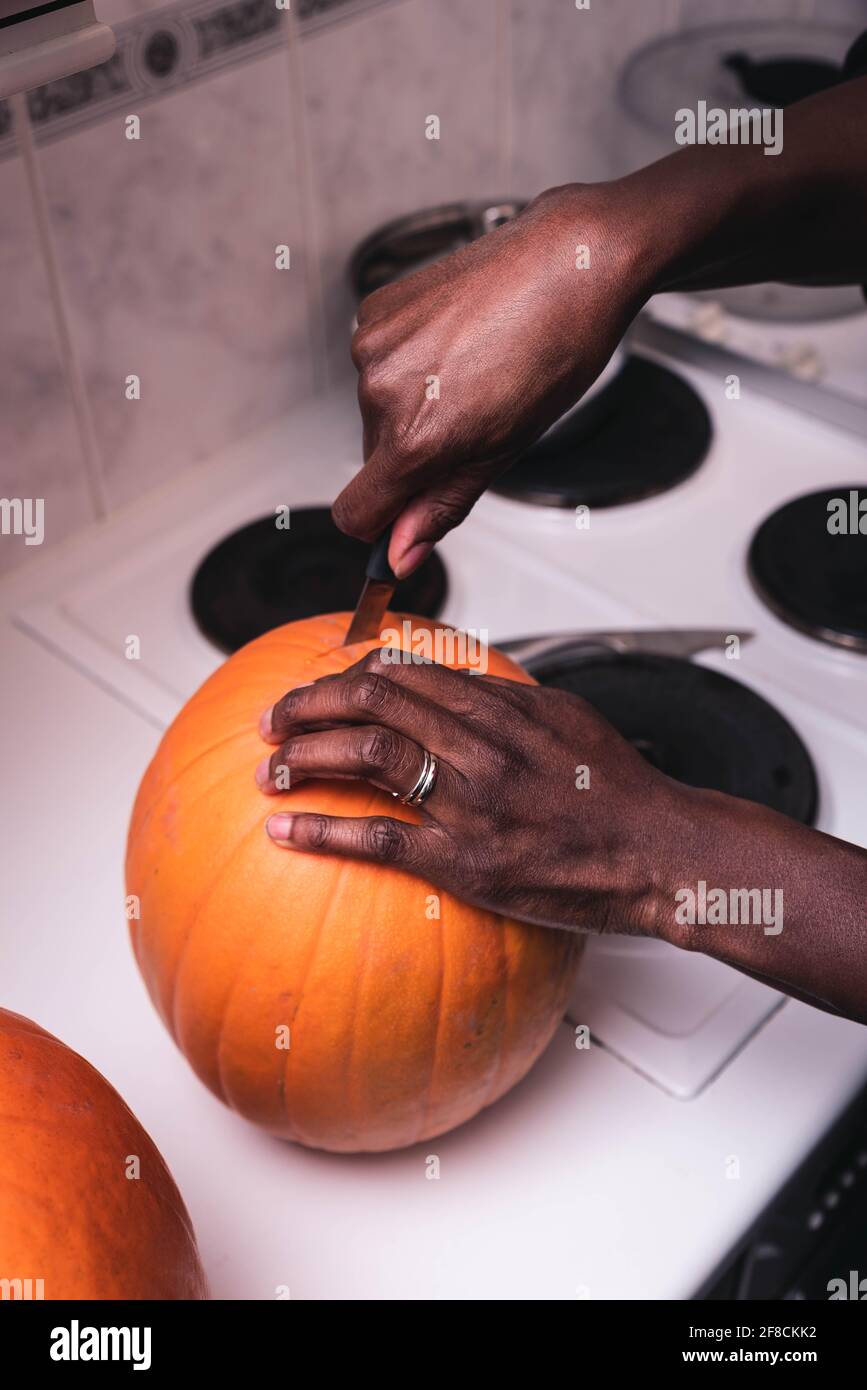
[652,783,867,1024]
[598,74,867,296]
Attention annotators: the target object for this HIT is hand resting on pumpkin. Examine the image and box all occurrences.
[257,645,670,937]
[256,647,867,1025]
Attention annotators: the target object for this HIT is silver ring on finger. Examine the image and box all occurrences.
[394,748,438,806]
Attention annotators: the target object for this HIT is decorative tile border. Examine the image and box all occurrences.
[0,0,398,157]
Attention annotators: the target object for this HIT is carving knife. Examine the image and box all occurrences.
[343,526,396,646]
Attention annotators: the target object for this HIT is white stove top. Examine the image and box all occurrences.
[5,326,867,1298]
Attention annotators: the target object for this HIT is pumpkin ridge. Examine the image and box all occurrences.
[212,868,282,1125]
[337,850,370,1150]
[131,766,260,1019]
[340,776,402,1150]
[171,816,265,1064]
[146,739,258,837]
[340,776,446,1150]
[129,753,255,975]
[411,865,447,1147]
[480,917,514,1112]
[131,724,257,833]
[280,849,359,1148]
[210,814,342,1144]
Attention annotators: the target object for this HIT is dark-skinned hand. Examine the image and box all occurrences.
[256,648,867,1024]
[335,184,644,578]
[256,647,672,936]
[334,77,867,577]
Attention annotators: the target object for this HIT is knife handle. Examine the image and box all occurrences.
[367,525,396,584]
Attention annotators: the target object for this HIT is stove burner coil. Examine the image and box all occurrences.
[190,507,448,654]
[748,486,867,652]
[491,358,712,508]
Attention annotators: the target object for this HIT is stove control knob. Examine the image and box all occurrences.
[774,343,824,382]
[689,301,728,343]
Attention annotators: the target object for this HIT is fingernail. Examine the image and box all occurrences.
[393,541,433,580]
[266,813,294,844]
[260,684,314,742]
[255,756,273,790]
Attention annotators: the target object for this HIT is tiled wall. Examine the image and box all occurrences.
[0,0,857,571]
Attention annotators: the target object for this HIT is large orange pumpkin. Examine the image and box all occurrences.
[0,1008,207,1299]
[126,613,581,1152]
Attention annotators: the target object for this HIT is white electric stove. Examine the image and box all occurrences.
[3,317,867,1299]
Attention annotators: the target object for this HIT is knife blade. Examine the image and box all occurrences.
[496,629,755,667]
[343,526,397,646]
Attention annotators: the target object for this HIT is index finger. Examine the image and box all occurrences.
[260,652,471,764]
[331,442,426,542]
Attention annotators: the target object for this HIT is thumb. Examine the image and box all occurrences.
[389,467,501,578]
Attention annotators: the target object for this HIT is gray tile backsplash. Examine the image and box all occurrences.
[299,0,506,383]
[4,0,859,570]
[36,47,313,511]
[0,131,97,577]
[509,0,680,198]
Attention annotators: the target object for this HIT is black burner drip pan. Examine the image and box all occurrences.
[191,507,448,654]
[492,358,712,508]
[534,650,817,825]
[748,486,867,652]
